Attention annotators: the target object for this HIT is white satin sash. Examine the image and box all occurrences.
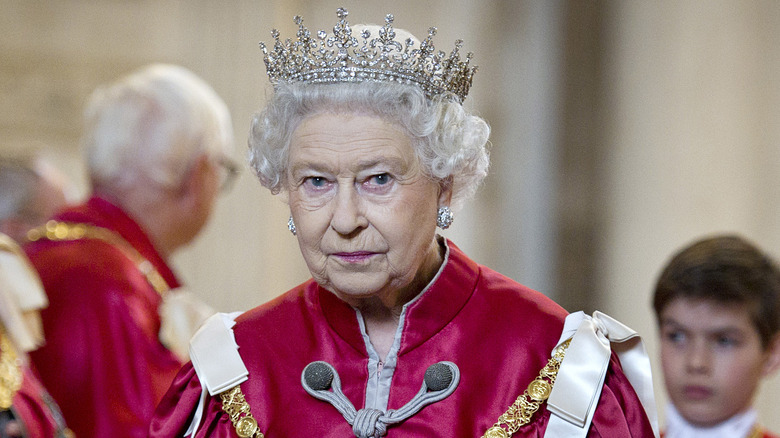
[0,235,48,353]
[543,311,659,438]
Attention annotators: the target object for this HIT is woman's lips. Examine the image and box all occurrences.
[333,251,375,262]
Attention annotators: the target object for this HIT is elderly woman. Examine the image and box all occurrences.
[151,9,656,438]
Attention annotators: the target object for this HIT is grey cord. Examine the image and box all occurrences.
[301,360,460,438]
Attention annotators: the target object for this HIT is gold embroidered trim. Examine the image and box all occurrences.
[0,328,22,411]
[482,339,570,438]
[220,386,265,438]
[27,220,170,295]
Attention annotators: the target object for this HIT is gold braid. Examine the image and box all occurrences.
[27,220,170,295]
[482,339,570,438]
[220,386,265,438]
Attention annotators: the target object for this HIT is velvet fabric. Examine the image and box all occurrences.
[9,365,69,437]
[25,196,183,438]
[151,240,654,437]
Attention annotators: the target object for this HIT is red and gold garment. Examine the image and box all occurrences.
[151,240,654,437]
[25,196,183,438]
[7,365,70,438]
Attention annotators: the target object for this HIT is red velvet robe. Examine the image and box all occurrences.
[8,364,70,437]
[151,240,654,437]
[25,196,183,438]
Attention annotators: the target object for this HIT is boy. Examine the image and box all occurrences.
[653,234,780,438]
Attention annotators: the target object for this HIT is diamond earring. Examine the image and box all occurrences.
[287,216,297,236]
[437,206,453,229]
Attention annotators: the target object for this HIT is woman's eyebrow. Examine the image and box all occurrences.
[355,156,407,171]
[290,161,329,175]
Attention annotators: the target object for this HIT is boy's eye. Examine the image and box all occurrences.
[715,335,738,348]
[664,330,686,344]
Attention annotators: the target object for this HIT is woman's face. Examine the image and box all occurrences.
[286,112,448,306]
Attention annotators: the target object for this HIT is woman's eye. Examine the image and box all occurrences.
[370,173,391,185]
[305,176,327,187]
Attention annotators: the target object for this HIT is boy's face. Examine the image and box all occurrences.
[659,298,778,427]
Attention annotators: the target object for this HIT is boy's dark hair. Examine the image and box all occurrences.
[653,234,780,349]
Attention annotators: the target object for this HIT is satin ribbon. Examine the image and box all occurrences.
[185,311,246,437]
[543,311,659,438]
[0,235,48,353]
[158,287,217,362]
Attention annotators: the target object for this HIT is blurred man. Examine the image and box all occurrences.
[0,155,74,437]
[24,64,235,438]
[0,232,73,438]
[0,155,70,243]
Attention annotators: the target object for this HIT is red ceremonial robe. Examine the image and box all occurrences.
[150,240,654,437]
[25,196,183,438]
[10,365,70,438]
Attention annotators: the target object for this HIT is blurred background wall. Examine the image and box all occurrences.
[2,0,779,431]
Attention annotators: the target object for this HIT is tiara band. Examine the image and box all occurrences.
[259,8,477,102]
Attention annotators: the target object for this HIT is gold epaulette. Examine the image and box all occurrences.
[27,220,170,295]
[482,339,571,438]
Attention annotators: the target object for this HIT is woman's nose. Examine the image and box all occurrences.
[330,184,368,235]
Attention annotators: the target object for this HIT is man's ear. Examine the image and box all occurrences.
[762,334,780,377]
[179,154,212,205]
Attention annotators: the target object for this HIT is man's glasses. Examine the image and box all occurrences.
[217,156,240,192]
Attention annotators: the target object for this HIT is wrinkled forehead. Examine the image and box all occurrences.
[288,112,420,171]
[291,112,412,152]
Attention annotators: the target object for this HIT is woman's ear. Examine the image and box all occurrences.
[438,176,453,207]
[762,334,780,377]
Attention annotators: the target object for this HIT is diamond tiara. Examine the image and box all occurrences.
[259,8,477,102]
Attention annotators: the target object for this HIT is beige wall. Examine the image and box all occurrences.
[2,0,779,431]
[600,0,780,431]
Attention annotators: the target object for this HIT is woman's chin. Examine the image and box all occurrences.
[326,276,393,303]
